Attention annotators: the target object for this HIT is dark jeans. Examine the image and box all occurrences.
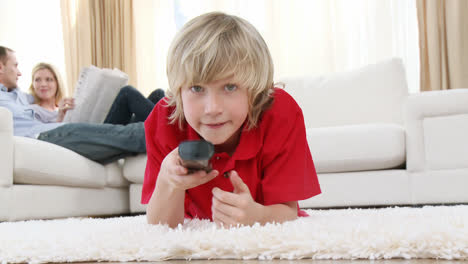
[38,122,145,164]
[104,85,155,125]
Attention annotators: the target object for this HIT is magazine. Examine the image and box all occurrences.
[63,66,129,123]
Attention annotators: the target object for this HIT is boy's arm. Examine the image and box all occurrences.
[146,147,218,227]
[260,201,298,224]
[146,178,185,227]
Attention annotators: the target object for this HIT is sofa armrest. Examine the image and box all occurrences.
[404,88,468,172]
[0,106,14,187]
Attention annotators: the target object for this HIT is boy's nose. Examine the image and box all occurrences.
[205,93,222,115]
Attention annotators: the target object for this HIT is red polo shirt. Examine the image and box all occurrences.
[142,88,321,220]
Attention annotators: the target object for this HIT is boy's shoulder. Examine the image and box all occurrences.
[251,88,306,159]
[145,100,189,148]
[145,99,205,147]
[261,88,303,125]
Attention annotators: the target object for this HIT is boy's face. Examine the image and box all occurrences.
[181,76,249,153]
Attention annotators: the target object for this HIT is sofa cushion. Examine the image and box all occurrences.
[123,154,147,184]
[0,106,13,187]
[280,58,408,128]
[105,160,130,188]
[14,136,111,188]
[307,124,405,173]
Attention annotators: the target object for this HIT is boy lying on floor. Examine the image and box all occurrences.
[142,12,321,228]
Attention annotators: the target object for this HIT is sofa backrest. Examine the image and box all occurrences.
[279,58,409,128]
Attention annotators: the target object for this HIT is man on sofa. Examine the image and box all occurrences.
[0,46,146,164]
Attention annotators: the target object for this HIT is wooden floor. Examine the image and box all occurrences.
[84,260,467,263]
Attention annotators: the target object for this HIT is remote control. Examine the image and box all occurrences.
[178,140,214,173]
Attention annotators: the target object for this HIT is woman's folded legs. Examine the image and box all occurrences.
[37,122,146,164]
[104,85,165,125]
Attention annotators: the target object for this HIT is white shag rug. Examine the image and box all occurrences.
[1,206,468,263]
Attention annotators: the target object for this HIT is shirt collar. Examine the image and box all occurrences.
[0,84,18,93]
[232,124,262,160]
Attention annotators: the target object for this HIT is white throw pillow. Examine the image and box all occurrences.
[63,66,129,124]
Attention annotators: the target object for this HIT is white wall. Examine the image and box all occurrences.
[0,0,67,94]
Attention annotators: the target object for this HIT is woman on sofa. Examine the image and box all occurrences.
[28,63,74,122]
[29,62,165,124]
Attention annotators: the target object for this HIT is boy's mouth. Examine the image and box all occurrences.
[205,122,227,129]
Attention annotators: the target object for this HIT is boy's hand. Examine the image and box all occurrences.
[211,171,263,226]
[158,147,218,191]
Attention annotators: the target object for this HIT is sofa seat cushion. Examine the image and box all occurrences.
[307,124,405,173]
[123,154,147,184]
[105,160,130,188]
[13,136,119,188]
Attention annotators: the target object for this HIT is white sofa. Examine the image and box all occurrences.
[123,58,468,212]
[287,58,468,208]
[0,109,130,221]
[1,58,468,221]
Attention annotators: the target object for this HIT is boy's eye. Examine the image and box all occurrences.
[225,84,237,92]
[190,86,203,93]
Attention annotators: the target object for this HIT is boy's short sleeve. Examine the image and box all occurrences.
[141,104,167,204]
[260,91,321,205]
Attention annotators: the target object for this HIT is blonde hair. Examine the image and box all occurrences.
[29,62,64,106]
[166,12,274,129]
